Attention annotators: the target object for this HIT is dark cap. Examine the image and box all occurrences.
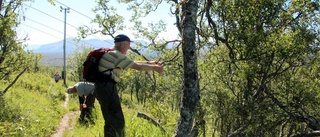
[114,34,132,43]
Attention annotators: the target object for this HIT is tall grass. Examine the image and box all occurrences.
[0,72,68,136]
[1,71,178,137]
[64,94,177,137]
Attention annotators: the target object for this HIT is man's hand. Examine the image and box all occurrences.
[154,64,164,75]
[80,104,87,110]
[147,61,164,75]
[131,61,164,75]
[147,61,161,65]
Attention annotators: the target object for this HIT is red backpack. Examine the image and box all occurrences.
[82,48,113,82]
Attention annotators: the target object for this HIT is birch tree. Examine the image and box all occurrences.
[0,0,35,95]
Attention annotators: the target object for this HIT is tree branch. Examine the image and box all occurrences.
[137,112,167,134]
[1,67,28,96]
[292,130,320,137]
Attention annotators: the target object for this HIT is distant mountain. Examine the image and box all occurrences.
[32,38,114,54]
[29,38,153,54]
[25,44,42,50]
[27,38,162,65]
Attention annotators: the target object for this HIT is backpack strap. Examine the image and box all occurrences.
[99,48,116,74]
[101,69,113,75]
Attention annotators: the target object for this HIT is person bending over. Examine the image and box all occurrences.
[67,82,96,123]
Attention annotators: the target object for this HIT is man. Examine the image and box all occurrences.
[94,34,164,137]
[54,72,61,83]
[67,82,96,123]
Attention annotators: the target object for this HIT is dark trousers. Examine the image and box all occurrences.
[79,94,96,123]
[94,82,125,137]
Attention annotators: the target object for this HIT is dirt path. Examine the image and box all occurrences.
[51,93,78,137]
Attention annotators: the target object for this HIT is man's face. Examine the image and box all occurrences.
[69,87,77,94]
[122,41,131,54]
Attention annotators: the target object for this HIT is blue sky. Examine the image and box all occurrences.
[19,0,178,46]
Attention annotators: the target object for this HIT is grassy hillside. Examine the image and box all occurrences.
[0,72,67,136]
[40,53,64,67]
[0,70,178,137]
